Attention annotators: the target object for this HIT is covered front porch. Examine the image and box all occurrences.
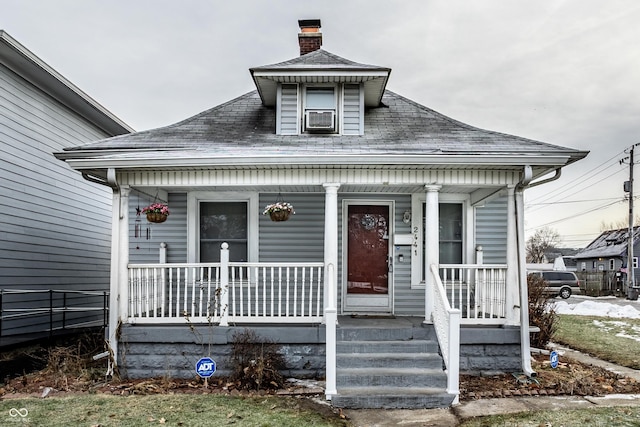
[124,245,519,404]
[107,172,533,406]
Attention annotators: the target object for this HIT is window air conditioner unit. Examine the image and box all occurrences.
[305,110,335,131]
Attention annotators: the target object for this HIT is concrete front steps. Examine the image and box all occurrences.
[330,316,457,409]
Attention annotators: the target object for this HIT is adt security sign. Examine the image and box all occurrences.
[550,350,559,369]
[196,357,216,378]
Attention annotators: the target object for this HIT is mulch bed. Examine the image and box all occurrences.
[460,353,640,401]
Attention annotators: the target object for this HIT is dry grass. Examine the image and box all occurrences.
[554,314,640,369]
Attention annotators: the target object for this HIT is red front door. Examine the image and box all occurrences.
[345,203,392,312]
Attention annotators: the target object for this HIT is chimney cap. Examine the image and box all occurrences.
[298,19,321,30]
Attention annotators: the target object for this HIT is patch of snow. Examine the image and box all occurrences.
[552,300,640,319]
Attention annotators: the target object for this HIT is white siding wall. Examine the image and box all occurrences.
[342,84,362,135]
[278,84,299,135]
[0,64,115,342]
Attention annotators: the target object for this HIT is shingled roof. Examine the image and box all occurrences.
[574,227,640,259]
[56,45,587,173]
[59,89,586,163]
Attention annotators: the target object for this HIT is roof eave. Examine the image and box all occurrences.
[250,69,390,107]
[57,152,575,171]
[0,30,133,136]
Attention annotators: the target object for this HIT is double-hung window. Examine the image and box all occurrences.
[187,192,258,264]
[304,86,336,132]
[199,201,247,262]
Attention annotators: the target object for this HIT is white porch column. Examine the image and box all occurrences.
[323,183,340,401]
[424,185,441,323]
[108,185,130,373]
[505,186,519,325]
[323,183,341,312]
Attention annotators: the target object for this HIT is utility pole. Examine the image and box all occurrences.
[623,144,639,300]
[629,146,636,300]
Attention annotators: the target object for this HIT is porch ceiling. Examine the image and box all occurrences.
[129,184,483,194]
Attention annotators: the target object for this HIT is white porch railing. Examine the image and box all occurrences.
[439,264,507,324]
[431,264,460,402]
[127,259,324,324]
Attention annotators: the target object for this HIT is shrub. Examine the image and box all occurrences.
[229,329,285,390]
[528,273,557,348]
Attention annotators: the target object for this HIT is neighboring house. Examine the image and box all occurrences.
[573,227,640,295]
[55,20,588,408]
[0,31,132,347]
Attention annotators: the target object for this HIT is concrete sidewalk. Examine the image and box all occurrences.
[342,345,640,426]
[343,394,640,426]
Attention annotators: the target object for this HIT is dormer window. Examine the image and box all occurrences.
[304,87,336,133]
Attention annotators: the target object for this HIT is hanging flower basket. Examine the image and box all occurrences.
[263,201,294,222]
[269,209,291,222]
[146,212,168,223]
[142,203,170,223]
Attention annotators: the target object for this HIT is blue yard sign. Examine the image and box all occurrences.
[550,350,559,369]
[196,357,216,378]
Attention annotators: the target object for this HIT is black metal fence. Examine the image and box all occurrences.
[0,289,108,347]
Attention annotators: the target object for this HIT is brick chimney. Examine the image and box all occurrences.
[298,19,322,56]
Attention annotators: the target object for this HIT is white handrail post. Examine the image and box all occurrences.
[448,308,461,404]
[325,263,337,400]
[220,243,230,326]
[475,245,483,265]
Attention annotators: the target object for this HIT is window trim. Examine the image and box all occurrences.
[410,193,473,289]
[302,83,340,134]
[187,192,259,263]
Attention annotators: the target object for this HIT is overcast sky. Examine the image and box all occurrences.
[4,1,640,247]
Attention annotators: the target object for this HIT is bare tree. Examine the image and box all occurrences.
[526,227,561,263]
[600,216,640,232]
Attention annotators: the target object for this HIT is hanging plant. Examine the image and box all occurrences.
[263,201,294,222]
[142,202,170,223]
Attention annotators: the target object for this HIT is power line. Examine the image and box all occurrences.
[526,168,626,214]
[525,199,622,231]
[527,196,621,206]
[526,149,625,205]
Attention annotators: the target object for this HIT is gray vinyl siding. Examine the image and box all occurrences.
[259,193,324,262]
[129,192,187,264]
[342,84,362,135]
[0,64,117,344]
[278,84,298,135]
[475,196,508,264]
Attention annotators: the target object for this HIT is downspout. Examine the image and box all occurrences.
[82,169,122,376]
[514,166,536,377]
[515,166,562,377]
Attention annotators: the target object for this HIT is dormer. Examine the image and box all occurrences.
[249,19,391,136]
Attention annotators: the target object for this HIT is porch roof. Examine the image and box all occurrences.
[56,90,587,176]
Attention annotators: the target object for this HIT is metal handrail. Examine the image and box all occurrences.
[0,289,109,342]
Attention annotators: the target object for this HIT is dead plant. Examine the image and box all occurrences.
[528,273,557,348]
[229,329,285,391]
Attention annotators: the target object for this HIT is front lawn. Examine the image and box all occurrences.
[554,314,640,369]
[0,394,347,427]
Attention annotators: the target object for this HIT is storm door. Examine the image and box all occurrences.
[343,203,392,313]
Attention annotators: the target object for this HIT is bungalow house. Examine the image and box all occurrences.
[573,227,640,296]
[54,20,588,408]
[0,31,132,347]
